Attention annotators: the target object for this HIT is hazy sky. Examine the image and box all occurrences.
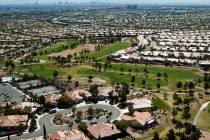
[0,0,210,5]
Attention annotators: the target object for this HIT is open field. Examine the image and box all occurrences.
[49,43,96,57]
[18,61,202,90]
[87,41,130,60]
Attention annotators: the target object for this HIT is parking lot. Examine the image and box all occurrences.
[0,84,27,104]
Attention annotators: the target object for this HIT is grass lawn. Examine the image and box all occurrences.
[88,41,130,60]
[17,62,202,90]
[17,40,202,91]
[77,69,167,88]
[0,61,4,68]
[152,97,171,110]
[19,63,66,78]
[110,63,202,90]
[197,104,210,132]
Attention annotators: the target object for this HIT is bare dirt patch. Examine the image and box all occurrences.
[49,43,96,57]
[78,76,107,83]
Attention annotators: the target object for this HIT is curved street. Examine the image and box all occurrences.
[0,104,121,140]
[193,101,210,125]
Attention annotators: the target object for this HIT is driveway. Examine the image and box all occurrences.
[0,104,121,140]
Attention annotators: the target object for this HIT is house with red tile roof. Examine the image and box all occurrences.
[48,129,88,140]
[97,86,117,100]
[87,122,121,140]
[0,115,28,129]
[64,90,92,104]
[45,94,62,106]
[122,111,156,129]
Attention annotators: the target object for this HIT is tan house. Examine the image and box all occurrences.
[87,122,121,140]
[0,115,28,129]
[48,129,87,140]
[65,90,92,103]
[45,94,62,106]
[97,86,117,100]
[122,111,156,128]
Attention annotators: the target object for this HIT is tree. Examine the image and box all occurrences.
[38,95,45,105]
[87,107,94,119]
[163,73,168,81]
[152,132,161,140]
[130,75,136,86]
[88,75,93,83]
[157,73,161,80]
[18,123,26,134]
[76,111,83,122]
[175,120,183,134]
[72,107,76,117]
[89,84,99,102]
[184,123,201,140]
[113,120,129,132]
[128,103,134,115]
[182,106,191,120]
[128,68,132,74]
[188,82,195,91]
[58,96,74,108]
[157,83,161,92]
[171,107,178,119]
[29,118,37,132]
[142,80,146,88]
[68,75,72,82]
[176,97,182,108]
[176,81,183,91]
[78,122,87,132]
[173,92,178,100]
[43,124,47,140]
[53,70,58,78]
[165,129,176,140]
[143,68,149,77]
[204,82,209,93]
[119,83,129,107]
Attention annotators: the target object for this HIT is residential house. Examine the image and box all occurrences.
[87,122,121,140]
[122,111,156,129]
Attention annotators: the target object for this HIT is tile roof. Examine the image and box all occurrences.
[49,129,87,140]
[122,111,155,126]
[87,123,121,139]
[0,115,28,127]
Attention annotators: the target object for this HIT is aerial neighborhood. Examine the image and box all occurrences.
[0,2,210,140]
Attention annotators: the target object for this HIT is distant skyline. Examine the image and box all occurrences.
[0,0,210,5]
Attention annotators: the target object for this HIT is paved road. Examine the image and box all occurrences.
[193,101,210,125]
[0,104,121,140]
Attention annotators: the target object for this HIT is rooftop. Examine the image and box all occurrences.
[87,122,121,139]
